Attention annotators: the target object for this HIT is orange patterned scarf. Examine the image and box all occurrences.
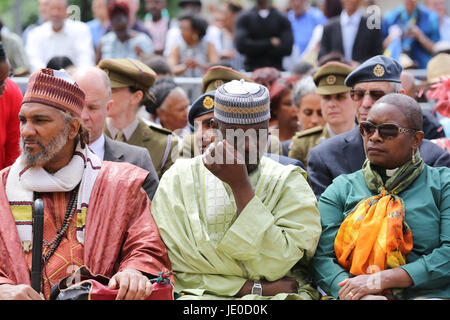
[334,190,413,275]
[334,151,423,275]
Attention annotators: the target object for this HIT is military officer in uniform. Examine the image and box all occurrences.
[98,58,178,179]
[289,62,355,167]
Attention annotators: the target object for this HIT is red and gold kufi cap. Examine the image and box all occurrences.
[22,68,85,118]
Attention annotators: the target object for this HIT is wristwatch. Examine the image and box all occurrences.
[251,281,262,296]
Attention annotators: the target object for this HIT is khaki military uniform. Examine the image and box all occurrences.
[288,125,331,168]
[288,61,353,167]
[105,118,178,178]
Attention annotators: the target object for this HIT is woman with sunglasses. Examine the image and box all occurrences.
[310,93,450,300]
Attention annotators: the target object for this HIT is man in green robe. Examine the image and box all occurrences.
[151,80,321,300]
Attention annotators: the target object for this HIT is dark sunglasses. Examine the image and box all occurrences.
[350,89,386,102]
[359,121,418,139]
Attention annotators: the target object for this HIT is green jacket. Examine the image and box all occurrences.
[310,165,450,299]
[105,118,178,179]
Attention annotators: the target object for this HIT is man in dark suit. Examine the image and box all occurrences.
[72,66,159,199]
[103,136,159,199]
[318,0,383,64]
[307,55,450,198]
[234,0,293,71]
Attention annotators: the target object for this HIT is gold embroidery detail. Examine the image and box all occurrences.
[203,96,214,109]
[373,64,385,77]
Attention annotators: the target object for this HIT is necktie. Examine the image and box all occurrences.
[115,130,126,142]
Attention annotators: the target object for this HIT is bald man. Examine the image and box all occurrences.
[72,67,159,199]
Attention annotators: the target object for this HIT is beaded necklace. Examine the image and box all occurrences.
[39,185,79,264]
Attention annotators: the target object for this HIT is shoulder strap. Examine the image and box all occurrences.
[160,134,173,171]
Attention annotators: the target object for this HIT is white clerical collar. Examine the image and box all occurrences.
[89,133,105,160]
[386,168,398,177]
[106,118,139,141]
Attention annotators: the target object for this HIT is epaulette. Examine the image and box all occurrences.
[294,126,324,139]
[148,124,174,136]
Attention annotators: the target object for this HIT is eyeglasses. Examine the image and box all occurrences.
[350,89,387,102]
[359,121,418,139]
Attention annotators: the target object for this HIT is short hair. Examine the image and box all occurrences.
[145,57,173,76]
[59,109,89,149]
[389,82,402,93]
[323,0,342,18]
[292,76,317,108]
[178,12,208,40]
[291,61,314,78]
[226,0,243,13]
[46,56,74,70]
[96,68,112,98]
[374,93,423,131]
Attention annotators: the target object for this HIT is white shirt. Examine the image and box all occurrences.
[26,19,95,72]
[89,133,105,160]
[340,10,362,62]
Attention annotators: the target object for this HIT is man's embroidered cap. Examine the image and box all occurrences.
[214,79,270,125]
[22,68,85,118]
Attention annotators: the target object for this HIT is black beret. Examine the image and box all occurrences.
[188,90,216,127]
[344,55,403,88]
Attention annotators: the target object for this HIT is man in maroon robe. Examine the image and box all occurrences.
[0,68,171,300]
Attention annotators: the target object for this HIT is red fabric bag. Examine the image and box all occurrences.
[49,266,173,300]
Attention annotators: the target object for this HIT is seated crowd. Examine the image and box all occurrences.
[0,0,449,300]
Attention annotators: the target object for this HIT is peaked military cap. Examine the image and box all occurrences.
[313,62,354,95]
[98,58,157,91]
[344,55,403,88]
[188,90,216,127]
[202,65,253,93]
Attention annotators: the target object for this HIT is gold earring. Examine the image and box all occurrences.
[411,149,416,164]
